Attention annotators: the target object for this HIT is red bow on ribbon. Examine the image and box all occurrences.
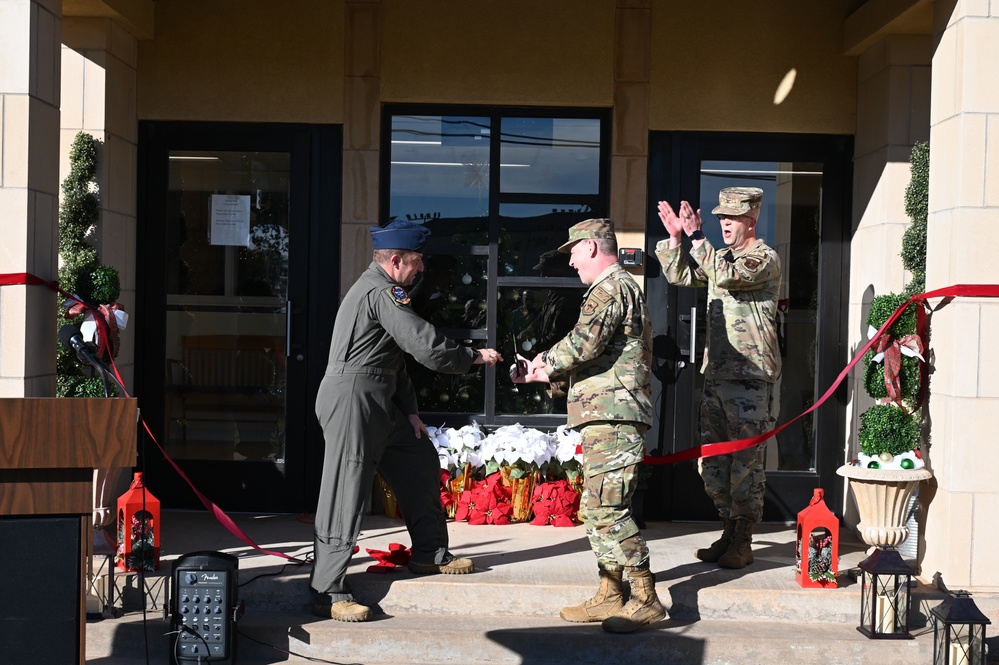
[66,299,124,361]
[872,332,924,405]
[365,543,411,574]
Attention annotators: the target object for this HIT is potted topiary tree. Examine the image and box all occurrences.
[838,143,932,551]
[838,294,931,549]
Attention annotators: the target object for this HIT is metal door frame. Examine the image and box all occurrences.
[136,121,341,512]
[644,131,853,522]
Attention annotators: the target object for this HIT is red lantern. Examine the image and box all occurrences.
[795,488,839,588]
[116,472,161,572]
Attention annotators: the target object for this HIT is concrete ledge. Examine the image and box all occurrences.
[89,611,935,665]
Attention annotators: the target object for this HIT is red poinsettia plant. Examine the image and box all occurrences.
[439,469,456,514]
[454,474,515,525]
[529,479,581,527]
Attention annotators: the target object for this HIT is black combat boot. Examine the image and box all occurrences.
[695,516,735,563]
[718,518,755,569]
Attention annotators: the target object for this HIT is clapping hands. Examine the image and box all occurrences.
[658,200,702,238]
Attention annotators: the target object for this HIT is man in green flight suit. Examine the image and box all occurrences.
[655,188,782,570]
[512,218,666,634]
[310,220,503,622]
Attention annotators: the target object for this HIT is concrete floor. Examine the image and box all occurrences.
[85,510,999,664]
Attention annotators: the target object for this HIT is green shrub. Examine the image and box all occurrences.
[58,374,115,398]
[858,404,920,456]
[855,141,929,460]
[867,293,917,337]
[56,131,121,397]
[82,264,121,305]
[863,350,921,405]
[901,142,928,296]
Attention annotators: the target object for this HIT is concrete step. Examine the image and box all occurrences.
[90,520,952,625]
[85,512,999,664]
[87,611,934,665]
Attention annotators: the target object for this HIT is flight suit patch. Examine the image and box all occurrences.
[390,286,410,305]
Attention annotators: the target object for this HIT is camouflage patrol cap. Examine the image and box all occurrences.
[557,218,616,253]
[711,187,763,217]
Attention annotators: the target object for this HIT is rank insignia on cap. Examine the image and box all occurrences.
[390,286,411,305]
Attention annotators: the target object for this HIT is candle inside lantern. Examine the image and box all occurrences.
[949,637,970,665]
[875,592,896,633]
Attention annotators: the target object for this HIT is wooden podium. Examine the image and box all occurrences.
[0,398,137,665]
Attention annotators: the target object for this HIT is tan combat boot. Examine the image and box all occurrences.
[695,516,735,563]
[312,598,373,622]
[407,554,474,575]
[718,518,755,569]
[601,567,667,633]
[559,567,625,623]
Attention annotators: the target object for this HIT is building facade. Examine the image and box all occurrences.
[1,0,996,590]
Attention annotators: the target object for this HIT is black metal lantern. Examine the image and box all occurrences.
[931,591,991,665]
[857,547,914,639]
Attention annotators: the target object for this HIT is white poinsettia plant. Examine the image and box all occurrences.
[428,422,584,483]
[479,424,553,478]
[549,425,584,484]
[427,422,486,474]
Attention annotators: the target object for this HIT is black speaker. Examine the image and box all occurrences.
[169,551,240,664]
[0,517,82,665]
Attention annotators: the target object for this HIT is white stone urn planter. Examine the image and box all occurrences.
[837,464,932,549]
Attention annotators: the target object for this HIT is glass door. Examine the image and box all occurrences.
[645,132,853,522]
[163,151,291,466]
[137,122,340,512]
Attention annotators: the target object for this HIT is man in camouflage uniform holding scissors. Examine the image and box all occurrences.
[513,218,665,633]
[655,187,782,570]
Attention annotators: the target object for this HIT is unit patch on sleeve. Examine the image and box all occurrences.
[581,286,612,316]
[742,257,761,272]
[390,286,411,305]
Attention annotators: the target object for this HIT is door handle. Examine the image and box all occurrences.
[679,306,698,366]
[285,300,292,358]
[688,305,697,364]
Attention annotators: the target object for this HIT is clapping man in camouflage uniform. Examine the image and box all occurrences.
[512,219,665,633]
[655,188,781,570]
[311,220,503,622]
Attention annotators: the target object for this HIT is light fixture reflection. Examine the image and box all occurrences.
[774,68,797,105]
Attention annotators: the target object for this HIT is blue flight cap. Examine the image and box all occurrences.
[369,220,431,252]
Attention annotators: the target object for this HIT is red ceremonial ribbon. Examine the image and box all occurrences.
[642,283,999,466]
[0,271,125,385]
[7,273,999,538]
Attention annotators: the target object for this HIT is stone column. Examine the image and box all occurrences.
[611,0,651,258]
[845,34,931,510]
[0,0,62,397]
[61,16,139,528]
[341,0,382,297]
[61,17,138,390]
[921,1,999,589]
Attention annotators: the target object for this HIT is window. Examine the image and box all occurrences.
[384,107,610,426]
